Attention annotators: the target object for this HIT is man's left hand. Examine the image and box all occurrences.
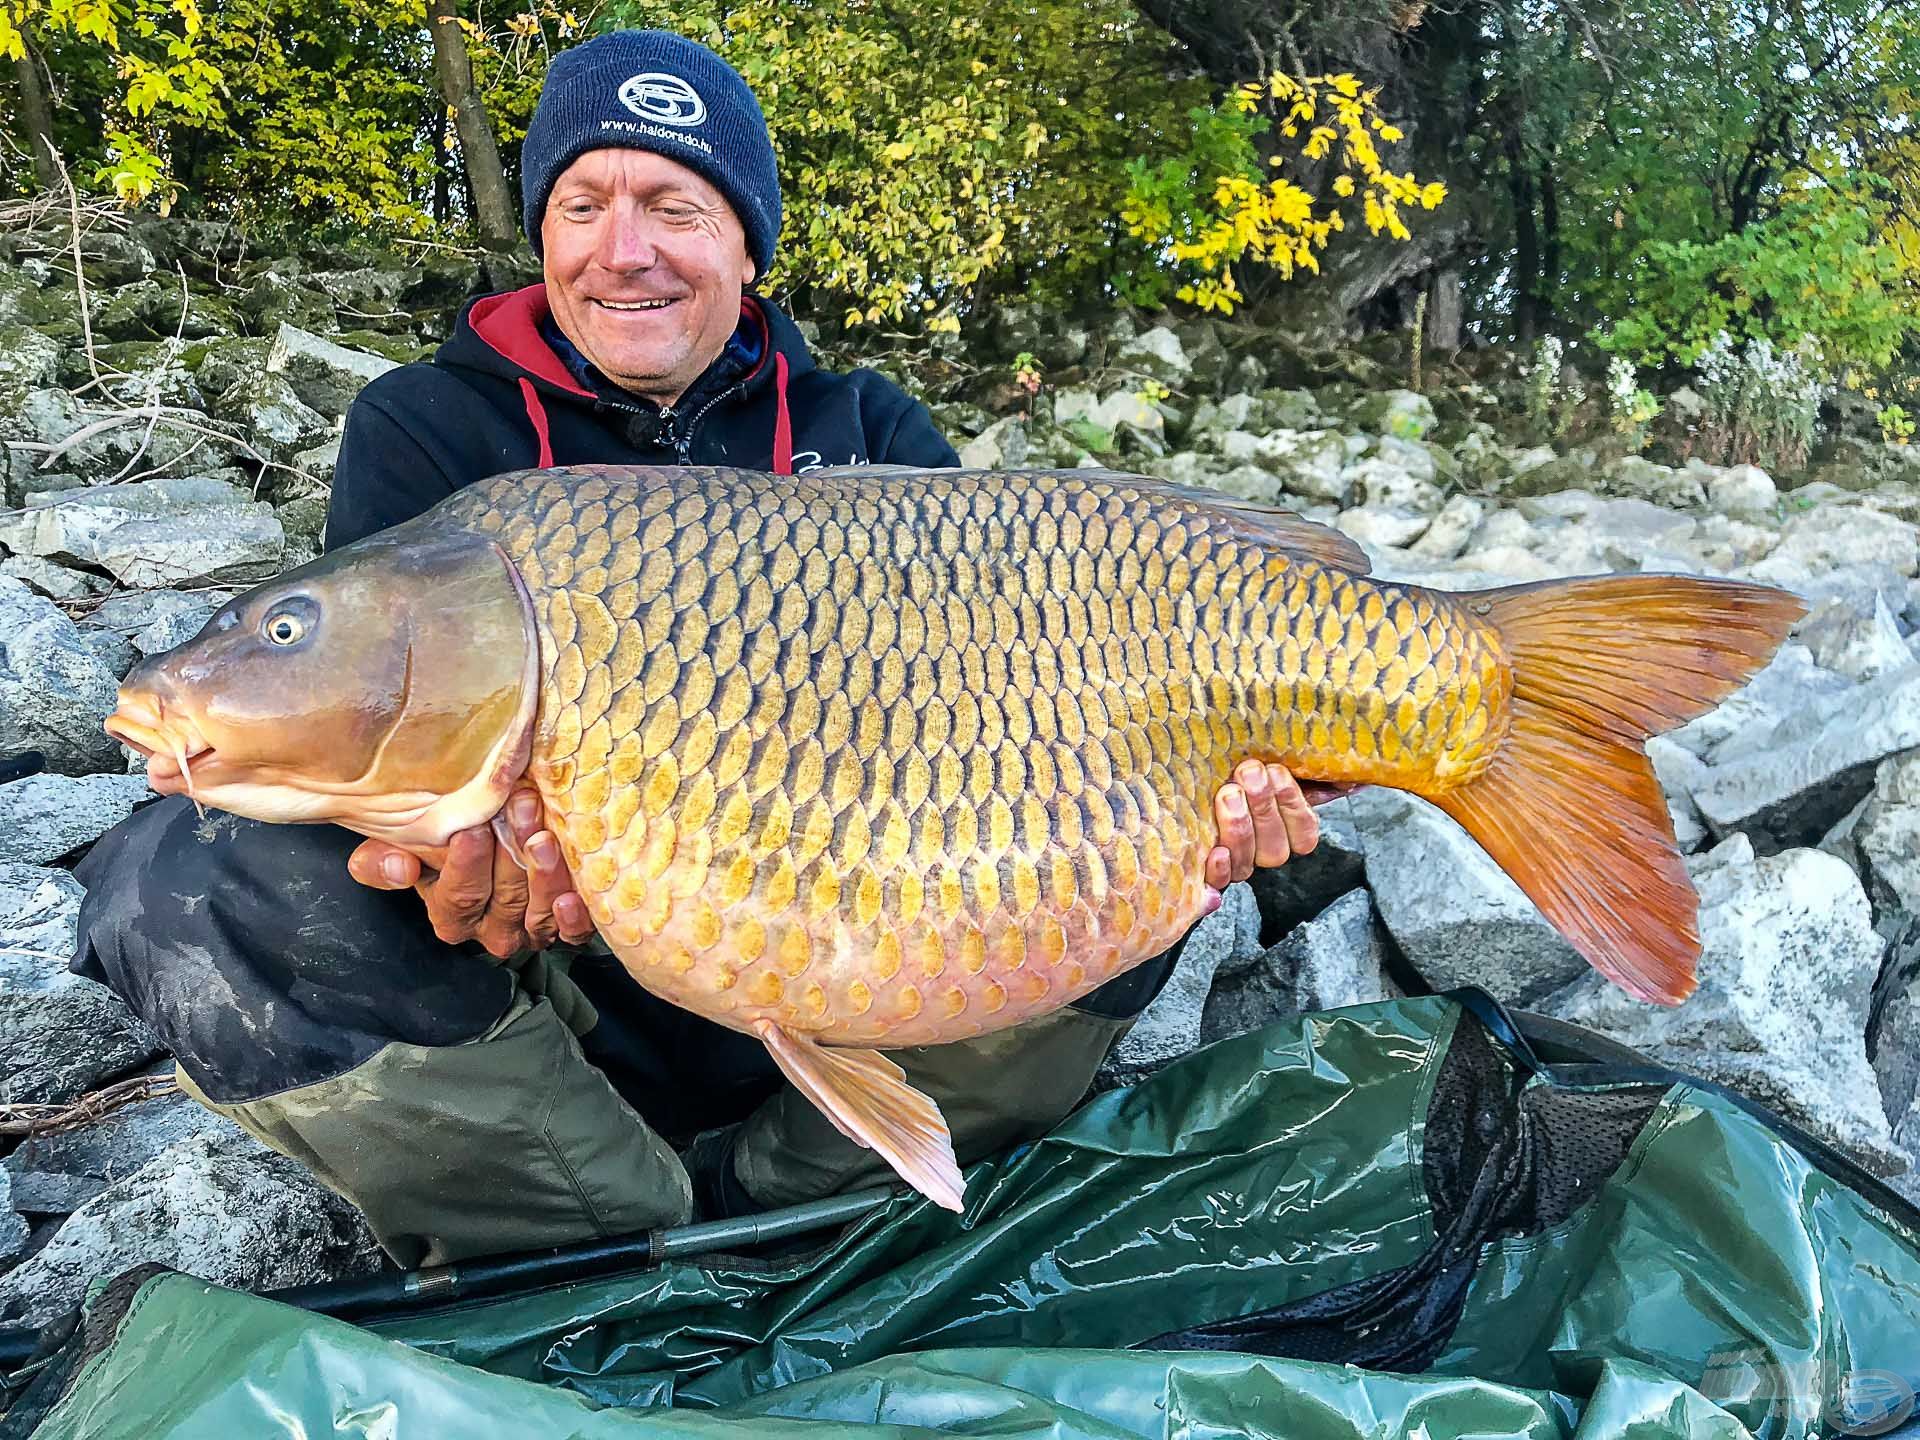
[1207,760,1319,891]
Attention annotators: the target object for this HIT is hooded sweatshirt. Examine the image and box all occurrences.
[325,285,958,551]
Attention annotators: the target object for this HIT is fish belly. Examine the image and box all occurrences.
[467,466,1508,1049]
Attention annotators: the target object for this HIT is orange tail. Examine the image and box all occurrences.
[1430,575,1805,1006]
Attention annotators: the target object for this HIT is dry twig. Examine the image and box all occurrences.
[0,1073,179,1139]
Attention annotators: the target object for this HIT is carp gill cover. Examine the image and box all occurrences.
[105,464,1805,1209]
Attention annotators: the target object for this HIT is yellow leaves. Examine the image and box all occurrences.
[1124,64,1442,314]
[882,140,916,162]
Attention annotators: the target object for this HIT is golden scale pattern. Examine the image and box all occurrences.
[448,466,1510,1049]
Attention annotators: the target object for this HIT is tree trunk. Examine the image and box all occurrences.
[1502,120,1540,342]
[426,0,518,245]
[1427,266,1463,350]
[430,97,451,226]
[13,42,60,191]
[1537,158,1560,327]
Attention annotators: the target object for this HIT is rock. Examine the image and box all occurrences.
[0,774,151,866]
[78,588,236,661]
[0,577,124,775]
[94,337,206,412]
[6,1087,240,1190]
[9,1169,108,1215]
[265,322,400,419]
[188,335,273,399]
[956,416,1029,470]
[1707,463,1778,520]
[211,370,334,465]
[1747,505,1919,584]
[1407,495,1486,560]
[1335,505,1430,551]
[311,265,415,322]
[1797,595,1912,682]
[1052,388,1165,451]
[1856,750,1920,934]
[0,863,162,1105]
[1667,643,1851,764]
[0,1170,25,1267]
[0,476,284,589]
[1681,515,1779,572]
[0,1133,381,1326]
[1190,394,1260,437]
[1261,389,1326,431]
[0,264,54,327]
[1254,430,1349,503]
[1578,498,1700,571]
[6,387,214,484]
[1201,889,1403,1045]
[0,555,105,602]
[1647,736,1712,852]
[1245,803,1368,944]
[1113,326,1190,385]
[1348,389,1436,442]
[291,435,342,485]
[1355,789,1591,1005]
[1600,455,1706,509]
[1097,883,1260,1083]
[1465,507,1538,553]
[1543,836,1901,1175]
[1692,663,1920,851]
[0,325,60,407]
[1344,454,1442,515]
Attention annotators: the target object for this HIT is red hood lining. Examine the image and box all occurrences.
[482,287,791,474]
[468,286,777,398]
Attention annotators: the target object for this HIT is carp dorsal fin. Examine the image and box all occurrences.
[751,1020,966,1213]
[1077,471,1374,575]
[786,466,1374,576]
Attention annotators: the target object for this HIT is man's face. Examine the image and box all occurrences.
[541,148,756,408]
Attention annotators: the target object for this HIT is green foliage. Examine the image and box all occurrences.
[1592,176,1916,378]
[595,0,1200,329]
[1878,404,1914,446]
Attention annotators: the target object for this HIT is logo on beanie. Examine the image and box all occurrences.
[617,72,706,127]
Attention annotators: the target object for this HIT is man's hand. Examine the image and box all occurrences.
[347,785,595,959]
[1206,760,1320,893]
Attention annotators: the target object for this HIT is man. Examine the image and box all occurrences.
[74,29,1320,1267]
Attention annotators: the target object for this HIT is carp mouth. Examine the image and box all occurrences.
[104,692,219,799]
[102,534,541,841]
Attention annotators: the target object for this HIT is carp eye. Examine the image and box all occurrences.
[262,608,310,647]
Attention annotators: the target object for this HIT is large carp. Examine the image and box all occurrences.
[105,464,1803,1210]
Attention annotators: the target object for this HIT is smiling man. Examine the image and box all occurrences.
[73,29,1319,1268]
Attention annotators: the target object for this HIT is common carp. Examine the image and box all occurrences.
[105,464,1803,1210]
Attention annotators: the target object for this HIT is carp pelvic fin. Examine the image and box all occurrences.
[752,1021,966,1213]
[1433,574,1804,1007]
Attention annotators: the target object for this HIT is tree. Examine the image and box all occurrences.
[425,0,517,245]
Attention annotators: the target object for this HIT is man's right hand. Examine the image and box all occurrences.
[346,786,595,959]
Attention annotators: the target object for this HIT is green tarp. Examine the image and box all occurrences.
[11,996,1920,1439]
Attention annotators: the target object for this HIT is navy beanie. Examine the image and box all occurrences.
[520,30,781,274]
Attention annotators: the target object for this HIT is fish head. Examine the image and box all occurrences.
[106,528,540,849]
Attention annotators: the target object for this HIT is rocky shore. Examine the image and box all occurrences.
[2,211,1916,1322]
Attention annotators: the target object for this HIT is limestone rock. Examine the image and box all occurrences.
[0,863,162,1105]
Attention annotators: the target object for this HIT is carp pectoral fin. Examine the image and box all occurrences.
[751,1021,966,1214]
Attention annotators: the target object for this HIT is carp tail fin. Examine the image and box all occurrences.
[753,1021,966,1213]
[1431,575,1804,1006]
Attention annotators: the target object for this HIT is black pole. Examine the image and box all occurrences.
[0,1186,896,1373]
